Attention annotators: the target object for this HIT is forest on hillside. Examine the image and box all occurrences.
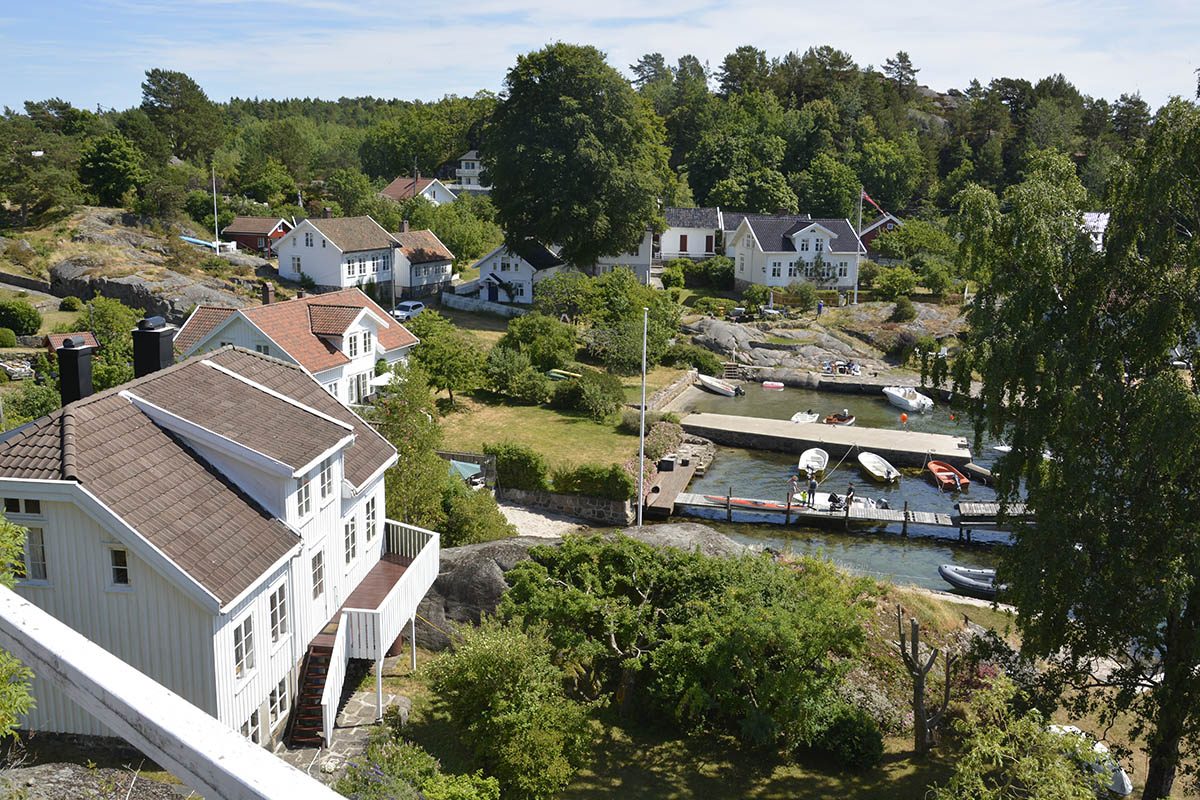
[0,44,1162,256]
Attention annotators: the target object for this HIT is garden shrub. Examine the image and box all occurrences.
[550,369,624,421]
[662,342,722,376]
[689,296,729,317]
[0,300,41,336]
[484,442,550,491]
[335,727,499,800]
[0,328,17,348]
[784,281,819,313]
[643,421,684,461]
[857,260,881,288]
[498,312,577,370]
[617,408,680,434]
[814,705,884,771]
[890,296,917,322]
[58,296,83,312]
[873,265,919,300]
[684,255,733,289]
[660,261,685,289]
[551,462,635,501]
[440,479,517,547]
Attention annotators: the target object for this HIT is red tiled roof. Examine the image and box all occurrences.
[308,305,363,336]
[380,176,436,202]
[45,332,99,353]
[175,306,238,354]
[222,216,290,236]
[393,229,455,264]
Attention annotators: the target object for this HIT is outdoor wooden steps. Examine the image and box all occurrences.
[285,642,334,747]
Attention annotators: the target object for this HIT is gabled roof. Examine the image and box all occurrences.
[182,288,418,374]
[394,230,455,264]
[45,332,99,354]
[722,211,810,233]
[307,216,398,253]
[0,347,395,605]
[222,216,290,236]
[379,176,456,203]
[858,212,904,238]
[175,306,238,354]
[740,214,865,255]
[509,239,563,271]
[459,150,479,161]
[664,207,720,229]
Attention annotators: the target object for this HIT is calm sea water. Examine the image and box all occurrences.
[675,384,1008,591]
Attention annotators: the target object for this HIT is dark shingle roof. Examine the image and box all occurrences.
[308,217,398,253]
[509,239,563,271]
[738,214,864,254]
[222,216,289,236]
[394,230,454,264]
[379,176,443,202]
[664,207,720,229]
[0,347,397,605]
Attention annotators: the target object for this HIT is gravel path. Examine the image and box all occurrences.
[498,503,589,538]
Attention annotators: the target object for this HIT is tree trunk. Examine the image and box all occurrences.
[1142,730,1181,800]
[913,676,928,755]
[616,666,638,717]
[1142,606,1198,800]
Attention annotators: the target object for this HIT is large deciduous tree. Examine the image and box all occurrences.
[79,132,145,207]
[953,110,1200,800]
[405,311,483,405]
[483,44,670,266]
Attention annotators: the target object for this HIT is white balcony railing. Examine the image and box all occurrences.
[320,615,349,747]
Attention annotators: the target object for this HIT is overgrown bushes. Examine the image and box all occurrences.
[484,442,550,491]
[335,728,499,800]
[58,296,83,312]
[643,421,684,461]
[0,300,41,336]
[683,255,734,289]
[662,342,722,375]
[873,265,919,300]
[550,462,635,501]
[550,369,624,421]
[617,408,680,434]
[660,261,685,289]
[0,328,16,348]
[485,346,551,405]
[890,296,917,322]
[814,705,885,770]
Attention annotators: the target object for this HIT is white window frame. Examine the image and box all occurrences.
[800,238,810,252]
[358,258,367,276]
[362,330,373,353]
[20,527,47,583]
[304,232,313,247]
[233,615,255,679]
[319,458,333,499]
[345,261,354,279]
[311,550,325,599]
[242,709,261,744]
[365,497,377,541]
[347,333,359,358]
[269,678,289,726]
[297,480,312,517]
[815,238,824,252]
[108,547,131,589]
[290,256,301,274]
[269,584,288,644]
[344,517,357,565]
[349,372,369,404]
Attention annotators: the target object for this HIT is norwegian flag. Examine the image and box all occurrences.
[861,189,885,215]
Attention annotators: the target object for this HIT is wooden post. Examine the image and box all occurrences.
[785,491,792,525]
[902,501,909,536]
[726,486,732,522]
[410,616,418,671]
[843,497,850,529]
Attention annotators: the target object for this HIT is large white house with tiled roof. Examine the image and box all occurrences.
[724,213,866,292]
[0,329,440,749]
[175,288,417,406]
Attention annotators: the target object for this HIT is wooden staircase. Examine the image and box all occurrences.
[722,362,744,381]
[286,638,334,747]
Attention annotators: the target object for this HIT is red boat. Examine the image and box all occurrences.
[926,460,970,492]
[703,495,789,511]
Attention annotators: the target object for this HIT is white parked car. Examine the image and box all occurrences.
[391,301,425,321]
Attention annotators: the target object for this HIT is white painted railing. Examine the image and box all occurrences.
[320,614,349,747]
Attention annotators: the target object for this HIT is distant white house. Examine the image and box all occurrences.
[454,150,488,191]
[379,176,458,206]
[392,227,456,299]
[725,213,865,292]
[657,207,721,261]
[275,216,398,292]
[175,288,418,406]
[591,232,653,283]
[473,240,565,304]
[1082,211,1109,251]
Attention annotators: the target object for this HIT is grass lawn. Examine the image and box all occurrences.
[440,395,637,468]
[432,304,510,348]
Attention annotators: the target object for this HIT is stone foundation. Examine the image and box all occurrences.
[496,487,634,526]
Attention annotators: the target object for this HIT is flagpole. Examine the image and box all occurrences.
[637,307,648,527]
[854,187,863,305]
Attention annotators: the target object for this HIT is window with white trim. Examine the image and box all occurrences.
[291,256,301,274]
[269,584,287,643]
[838,262,848,277]
[371,255,379,273]
[348,372,369,404]
[19,527,46,582]
[362,330,373,353]
[799,238,810,251]
[365,498,377,541]
[737,254,745,273]
[771,262,781,278]
[815,238,824,252]
[242,709,261,743]
[344,517,358,564]
[109,548,130,586]
[499,260,510,272]
[319,458,333,499]
[348,333,359,358]
[311,550,325,599]
[304,232,313,247]
[358,258,367,276]
[297,480,312,517]
[345,260,354,279]
[233,615,254,678]
[269,678,288,726]
[787,262,798,278]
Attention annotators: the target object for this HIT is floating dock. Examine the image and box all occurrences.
[679,413,972,467]
[674,492,954,530]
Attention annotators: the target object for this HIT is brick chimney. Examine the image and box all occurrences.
[322,207,332,219]
[57,338,94,405]
[401,219,409,234]
[261,282,276,305]
[132,316,176,379]
[297,290,308,299]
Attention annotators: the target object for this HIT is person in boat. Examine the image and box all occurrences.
[807,474,818,508]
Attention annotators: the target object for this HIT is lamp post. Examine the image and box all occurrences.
[637,306,648,527]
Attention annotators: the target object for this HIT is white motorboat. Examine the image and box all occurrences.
[1047,725,1134,796]
[697,374,742,397]
[790,410,819,424]
[798,448,829,474]
[883,386,934,412]
[857,451,900,483]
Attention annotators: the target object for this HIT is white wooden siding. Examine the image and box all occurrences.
[186,317,292,365]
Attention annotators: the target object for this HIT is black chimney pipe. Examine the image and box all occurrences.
[132,316,175,378]
[57,338,93,405]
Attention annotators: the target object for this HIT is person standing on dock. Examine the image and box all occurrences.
[807,474,818,508]
[846,483,856,507]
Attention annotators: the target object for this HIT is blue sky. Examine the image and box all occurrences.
[2,0,1197,111]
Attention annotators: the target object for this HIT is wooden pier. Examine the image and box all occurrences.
[679,413,972,467]
[673,492,956,530]
[955,501,1030,526]
[643,461,699,519]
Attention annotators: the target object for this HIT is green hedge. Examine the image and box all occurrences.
[483,442,550,491]
[551,462,635,501]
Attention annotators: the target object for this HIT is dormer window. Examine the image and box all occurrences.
[799,238,810,251]
[348,334,359,358]
[362,330,373,352]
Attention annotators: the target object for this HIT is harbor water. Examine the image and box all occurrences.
[675,383,1008,591]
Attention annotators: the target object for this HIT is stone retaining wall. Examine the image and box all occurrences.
[0,271,52,294]
[645,368,697,412]
[497,487,634,526]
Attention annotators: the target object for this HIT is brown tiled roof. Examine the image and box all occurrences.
[307,305,362,336]
[379,176,436,202]
[222,216,289,236]
[175,306,238,354]
[0,347,397,605]
[45,332,99,353]
[393,230,454,264]
[308,217,398,253]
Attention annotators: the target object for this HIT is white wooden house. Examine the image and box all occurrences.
[472,240,565,304]
[657,207,721,261]
[275,216,400,292]
[725,213,865,292]
[392,227,455,299]
[0,329,439,749]
[175,288,418,407]
[379,176,458,206]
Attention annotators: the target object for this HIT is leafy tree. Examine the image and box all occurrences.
[629,53,675,115]
[426,620,593,800]
[140,68,224,161]
[741,283,771,313]
[440,479,516,548]
[241,157,297,207]
[583,268,679,372]
[483,442,549,491]
[738,168,798,214]
[784,280,819,312]
[951,126,1200,799]
[856,134,926,211]
[484,44,670,265]
[79,132,145,207]
[931,677,1106,800]
[792,153,858,218]
[874,219,956,261]
[406,312,483,405]
[324,168,376,216]
[549,369,624,421]
[372,363,451,530]
[0,301,41,336]
[873,265,919,300]
[0,514,34,739]
[1111,92,1151,146]
[484,346,550,404]
[717,46,771,96]
[336,730,499,800]
[496,312,576,371]
[115,107,172,165]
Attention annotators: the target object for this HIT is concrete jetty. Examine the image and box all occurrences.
[679,412,972,467]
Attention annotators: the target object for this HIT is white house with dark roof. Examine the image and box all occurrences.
[472,240,566,304]
[453,150,488,191]
[175,288,418,407]
[0,329,439,749]
[657,207,722,261]
[725,213,865,291]
[392,227,455,299]
[379,175,457,206]
[275,216,398,291]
